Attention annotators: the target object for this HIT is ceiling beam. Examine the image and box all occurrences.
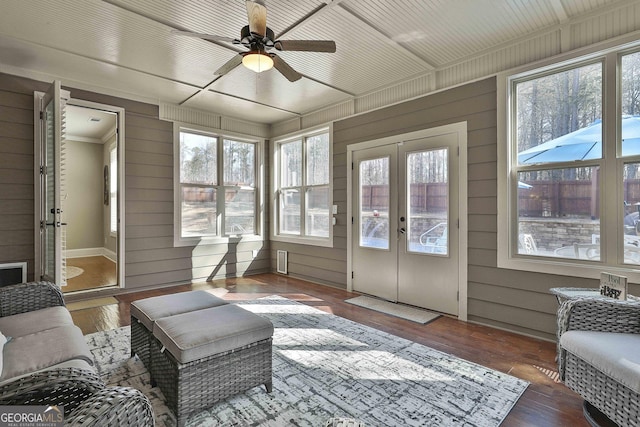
[101,0,243,54]
[275,0,347,40]
[179,79,301,118]
[336,4,436,71]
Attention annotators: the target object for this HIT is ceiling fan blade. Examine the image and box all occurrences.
[172,30,236,44]
[274,40,336,53]
[214,54,243,76]
[246,1,267,37]
[272,55,302,82]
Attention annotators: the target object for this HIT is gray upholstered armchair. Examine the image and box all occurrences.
[557,297,640,426]
[0,281,154,426]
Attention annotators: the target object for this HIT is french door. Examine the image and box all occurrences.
[351,132,460,315]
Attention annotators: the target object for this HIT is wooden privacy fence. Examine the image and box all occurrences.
[361,183,448,213]
[519,179,640,218]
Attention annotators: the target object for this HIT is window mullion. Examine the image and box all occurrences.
[603,51,620,262]
[300,137,307,237]
[217,135,224,236]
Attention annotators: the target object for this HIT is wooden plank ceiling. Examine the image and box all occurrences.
[0,0,630,124]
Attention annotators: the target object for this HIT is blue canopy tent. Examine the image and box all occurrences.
[518,116,640,164]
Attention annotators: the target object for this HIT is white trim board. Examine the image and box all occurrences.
[66,247,116,262]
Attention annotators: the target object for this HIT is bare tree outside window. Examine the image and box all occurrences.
[277,132,331,239]
[179,131,258,238]
[511,50,640,264]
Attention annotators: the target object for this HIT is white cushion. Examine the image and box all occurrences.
[560,331,640,394]
[0,306,73,338]
[0,331,7,376]
[154,304,274,364]
[131,290,228,331]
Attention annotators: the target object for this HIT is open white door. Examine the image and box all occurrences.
[36,81,69,285]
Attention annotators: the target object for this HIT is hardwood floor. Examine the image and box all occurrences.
[65,256,117,293]
[68,273,588,426]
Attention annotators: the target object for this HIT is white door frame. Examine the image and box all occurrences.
[346,122,468,320]
[34,95,126,288]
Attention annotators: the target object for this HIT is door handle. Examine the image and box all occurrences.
[399,227,406,234]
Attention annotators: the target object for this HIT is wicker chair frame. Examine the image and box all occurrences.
[557,297,640,427]
[0,281,155,426]
[0,281,64,316]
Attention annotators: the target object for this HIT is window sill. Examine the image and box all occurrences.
[497,254,640,284]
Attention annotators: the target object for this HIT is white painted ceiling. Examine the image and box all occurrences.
[0,0,632,125]
[66,105,117,142]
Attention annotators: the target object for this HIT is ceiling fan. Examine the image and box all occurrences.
[174,0,336,82]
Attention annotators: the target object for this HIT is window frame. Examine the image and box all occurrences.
[109,142,117,236]
[173,122,264,247]
[271,125,333,247]
[497,39,640,283]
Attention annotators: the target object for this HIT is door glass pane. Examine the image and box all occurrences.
[181,186,217,237]
[517,167,600,259]
[407,148,448,254]
[306,186,329,237]
[281,140,302,187]
[360,157,389,249]
[280,189,300,235]
[225,188,255,234]
[623,163,640,265]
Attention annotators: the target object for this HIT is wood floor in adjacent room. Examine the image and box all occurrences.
[65,256,117,293]
[68,273,588,427]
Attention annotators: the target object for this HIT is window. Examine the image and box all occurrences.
[174,124,262,245]
[273,128,332,245]
[499,44,640,280]
[109,144,117,234]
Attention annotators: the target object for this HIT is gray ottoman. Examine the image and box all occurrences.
[149,304,274,426]
[130,290,228,368]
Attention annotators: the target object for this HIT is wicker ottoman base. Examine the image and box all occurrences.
[131,318,151,368]
[149,335,273,426]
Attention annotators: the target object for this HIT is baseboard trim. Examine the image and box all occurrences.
[67,247,116,262]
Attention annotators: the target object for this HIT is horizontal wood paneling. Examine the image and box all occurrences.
[0,72,270,288]
[0,75,36,280]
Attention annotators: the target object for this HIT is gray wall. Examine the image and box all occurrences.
[273,77,640,341]
[3,71,636,340]
[0,75,48,280]
[0,73,269,287]
[65,139,104,250]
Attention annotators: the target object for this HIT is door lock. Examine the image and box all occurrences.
[399,227,406,234]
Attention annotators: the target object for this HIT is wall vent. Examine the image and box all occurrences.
[0,262,27,286]
[276,250,288,275]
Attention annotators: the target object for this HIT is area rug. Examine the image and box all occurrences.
[66,266,84,279]
[345,295,441,324]
[85,296,528,426]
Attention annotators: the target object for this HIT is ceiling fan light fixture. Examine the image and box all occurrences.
[242,51,273,73]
